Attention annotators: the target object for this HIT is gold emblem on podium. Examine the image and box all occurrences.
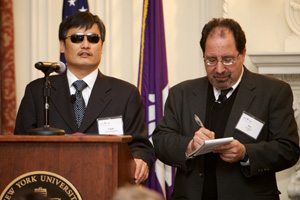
[0,171,82,200]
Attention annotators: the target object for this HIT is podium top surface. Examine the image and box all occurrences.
[0,135,132,143]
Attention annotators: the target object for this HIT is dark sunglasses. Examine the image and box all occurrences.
[65,33,100,43]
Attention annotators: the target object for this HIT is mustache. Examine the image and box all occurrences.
[212,72,231,78]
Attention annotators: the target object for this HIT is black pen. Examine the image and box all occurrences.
[194,114,205,128]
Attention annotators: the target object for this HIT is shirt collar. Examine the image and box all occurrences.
[67,68,98,89]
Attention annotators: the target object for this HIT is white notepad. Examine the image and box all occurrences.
[187,137,234,157]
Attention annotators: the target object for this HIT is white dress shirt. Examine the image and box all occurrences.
[67,68,98,107]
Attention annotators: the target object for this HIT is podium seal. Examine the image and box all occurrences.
[0,171,82,200]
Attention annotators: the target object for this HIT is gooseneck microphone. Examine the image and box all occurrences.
[35,61,66,74]
[28,61,66,135]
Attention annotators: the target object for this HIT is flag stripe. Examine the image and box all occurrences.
[138,0,149,94]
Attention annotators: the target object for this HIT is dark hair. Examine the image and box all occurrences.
[200,18,246,54]
[59,12,106,43]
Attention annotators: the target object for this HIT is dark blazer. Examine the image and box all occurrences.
[153,67,300,200]
[14,71,154,168]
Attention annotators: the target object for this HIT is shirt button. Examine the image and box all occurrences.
[199,173,203,177]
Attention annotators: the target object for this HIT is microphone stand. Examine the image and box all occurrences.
[28,66,65,135]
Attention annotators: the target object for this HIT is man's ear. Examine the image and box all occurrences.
[241,48,246,58]
[60,40,66,53]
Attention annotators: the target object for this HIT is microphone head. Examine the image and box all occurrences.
[51,61,66,74]
[34,62,45,70]
[34,61,66,74]
[57,61,66,74]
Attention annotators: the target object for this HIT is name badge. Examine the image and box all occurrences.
[97,116,124,135]
[235,111,264,139]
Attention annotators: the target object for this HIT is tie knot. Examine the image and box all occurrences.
[73,80,87,92]
[220,87,232,96]
[217,87,232,102]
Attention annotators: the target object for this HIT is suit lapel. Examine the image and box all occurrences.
[224,67,256,137]
[189,78,209,133]
[51,73,78,133]
[79,72,112,132]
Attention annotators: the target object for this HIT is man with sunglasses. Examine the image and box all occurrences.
[152,18,300,199]
[14,12,154,185]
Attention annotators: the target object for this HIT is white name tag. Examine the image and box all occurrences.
[97,116,124,135]
[235,111,264,140]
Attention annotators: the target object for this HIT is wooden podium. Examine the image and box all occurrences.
[0,135,135,199]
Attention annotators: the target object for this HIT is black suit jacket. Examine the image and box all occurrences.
[153,67,300,200]
[14,71,154,168]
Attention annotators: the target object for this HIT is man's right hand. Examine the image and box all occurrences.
[186,128,215,155]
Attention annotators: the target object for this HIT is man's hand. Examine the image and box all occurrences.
[186,128,215,155]
[134,158,149,185]
[213,139,246,163]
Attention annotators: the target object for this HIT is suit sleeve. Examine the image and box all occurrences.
[152,87,193,172]
[242,82,300,177]
[14,84,38,135]
[123,87,154,169]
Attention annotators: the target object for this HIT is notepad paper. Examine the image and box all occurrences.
[187,137,234,157]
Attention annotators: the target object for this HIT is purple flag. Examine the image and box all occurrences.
[60,0,89,63]
[138,0,175,199]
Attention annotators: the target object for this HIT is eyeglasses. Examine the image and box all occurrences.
[65,33,100,43]
[204,53,240,66]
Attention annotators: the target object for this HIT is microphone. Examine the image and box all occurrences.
[70,94,76,103]
[35,61,66,74]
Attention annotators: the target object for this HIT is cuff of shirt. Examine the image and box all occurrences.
[240,159,250,166]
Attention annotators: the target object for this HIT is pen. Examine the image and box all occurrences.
[194,114,205,128]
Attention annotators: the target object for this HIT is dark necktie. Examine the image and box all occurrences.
[217,87,232,103]
[72,80,88,128]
